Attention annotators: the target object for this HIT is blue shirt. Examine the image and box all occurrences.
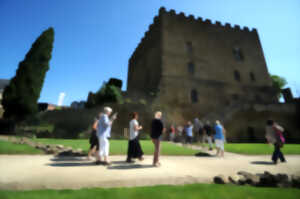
[185,125,193,137]
[214,124,224,140]
[97,114,111,138]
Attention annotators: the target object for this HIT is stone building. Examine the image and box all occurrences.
[126,7,278,123]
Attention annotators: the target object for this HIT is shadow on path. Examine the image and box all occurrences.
[251,161,275,165]
[194,152,214,157]
[50,157,88,162]
[107,164,154,170]
[111,160,129,164]
[47,162,98,167]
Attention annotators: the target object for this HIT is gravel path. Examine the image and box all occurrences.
[1,151,300,190]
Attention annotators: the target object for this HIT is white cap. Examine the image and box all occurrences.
[104,106,112,114]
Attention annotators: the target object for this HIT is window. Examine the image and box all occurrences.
[188,62,195,75]
[191,89,198,103]
[233,47,244,61]
[186,41,193,53]
[250,72,256,82]
[232,94,239,100]
[234,70,241,82]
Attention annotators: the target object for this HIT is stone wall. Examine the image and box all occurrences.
[224,103,299,143]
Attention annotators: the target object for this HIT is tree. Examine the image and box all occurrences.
[85,79,124,108]
[271,74,287,99]
[107,78,122,89]
[2,27,54,121]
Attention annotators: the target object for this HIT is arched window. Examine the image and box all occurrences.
[188,62,195,75]
[250,72,256,82]
[191,89,198,103]
[234,70,241,82]
[233,47,244,61]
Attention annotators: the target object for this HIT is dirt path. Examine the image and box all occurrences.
[1,152,300,190]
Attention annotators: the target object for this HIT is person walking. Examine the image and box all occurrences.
[87,116,100,160]
[176,125,184,143]
[126,112,144,163]
[203,121,213,151]
[185,121,194,144]
[151,111,164,167]
[265,119,286,164]
[96,106,117,165]
[169,124,175,142]
[214,120,225,157]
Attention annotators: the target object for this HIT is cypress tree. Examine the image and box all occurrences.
[2,27,54,121]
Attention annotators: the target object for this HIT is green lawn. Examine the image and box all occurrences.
[0,140,43,154]
[0,184,299,199]
[33,138,198,155]
[224,143,300,155]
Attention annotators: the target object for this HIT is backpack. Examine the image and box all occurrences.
[273,126,285,146]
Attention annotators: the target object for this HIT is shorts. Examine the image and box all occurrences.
[89,131,99,150]
[215,139,224,151]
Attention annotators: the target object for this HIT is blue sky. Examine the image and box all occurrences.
[0,0,299,105]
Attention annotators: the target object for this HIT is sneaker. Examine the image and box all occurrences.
[103,161,111,166]
[126,159,135,163]
[138,157,144,161]
[153,162,161,167]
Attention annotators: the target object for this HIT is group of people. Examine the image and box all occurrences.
[168,119,226,157]
[88,107,164,167]
[87,106,287,166]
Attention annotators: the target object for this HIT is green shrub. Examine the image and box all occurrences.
[139,99,147,105]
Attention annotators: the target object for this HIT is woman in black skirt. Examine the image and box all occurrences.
[87,116,100,160]
[126,112,144,163]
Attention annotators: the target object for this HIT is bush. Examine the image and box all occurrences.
[36,130,53,138]
[40,108,99,139]
[0,119,15,134]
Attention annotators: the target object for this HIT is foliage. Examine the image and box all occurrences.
[85,92,96,108]
[107,78,123,88]
[40,108,96,139]
[271,75,287,99]
[15,124,54,138]
[86,80,124,108]
[124,98,132,104]
[0,108,4,118]
[0,140,43,154]
[1,183,300,199]
[1,27,54,121]
[139,99,147,105]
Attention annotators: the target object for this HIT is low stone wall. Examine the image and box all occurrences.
[1,136,85,156]
[214,171,300,188]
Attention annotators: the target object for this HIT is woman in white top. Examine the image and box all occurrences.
[126,112,144,163]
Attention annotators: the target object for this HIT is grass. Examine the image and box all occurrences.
[0,184,299,199]
[197,143,300,155]
[33,138,199,155]
[224,143,300,155]
[0,140,43,154]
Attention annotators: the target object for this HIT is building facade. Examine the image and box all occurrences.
[127,7,277,122]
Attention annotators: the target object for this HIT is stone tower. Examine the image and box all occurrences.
[127,7,277,122]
